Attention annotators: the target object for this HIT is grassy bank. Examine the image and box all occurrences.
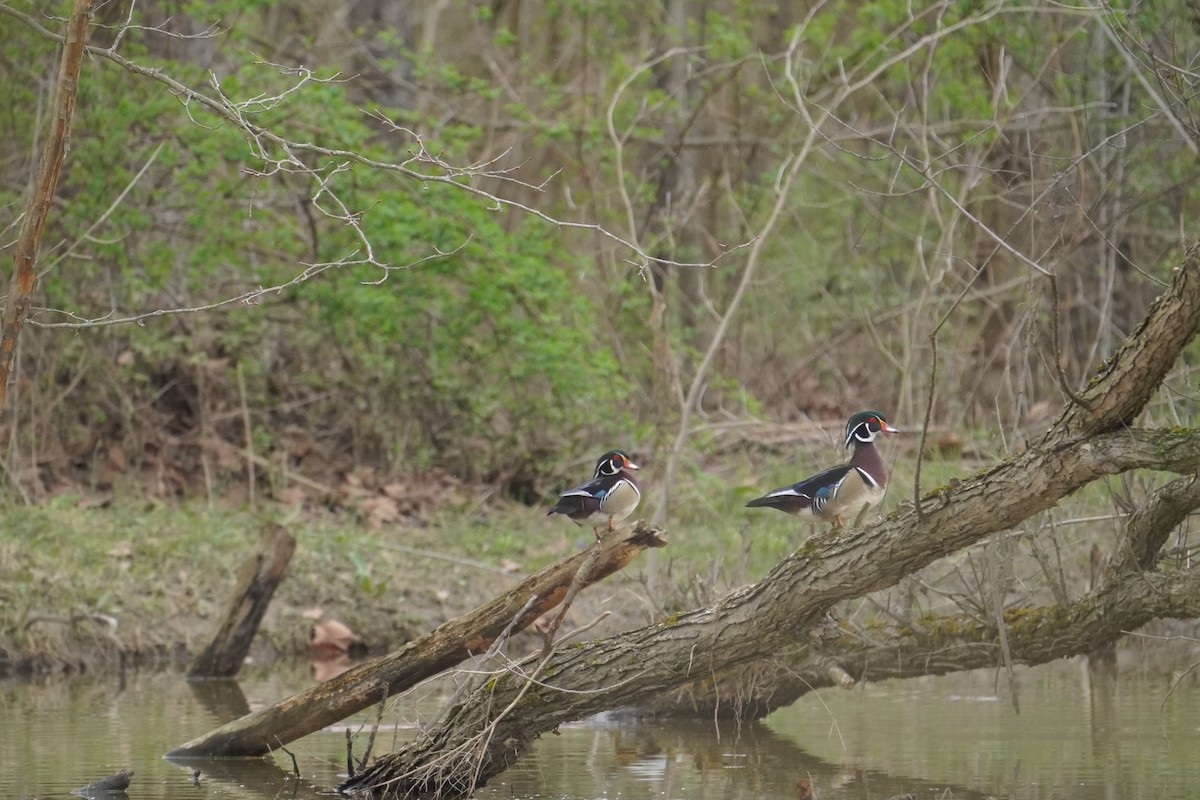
[0,484,779,677]
[0,434,1135,678]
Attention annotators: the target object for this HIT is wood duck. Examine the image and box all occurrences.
[547,450,641,536]
[746,411,898,529]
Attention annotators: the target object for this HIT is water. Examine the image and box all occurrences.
[1,644,1197,800]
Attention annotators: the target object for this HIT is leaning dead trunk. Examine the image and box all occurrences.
[341,246,1200,798]
[188,524,295,679]
[168,521,666,758]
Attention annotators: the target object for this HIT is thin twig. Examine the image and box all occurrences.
[541,541,603,652]
[277,741,300,778]
[236,361,256,509]
[1049,273,1094,409]
[421,596,539,734]
[360,685,388,767]
[914,332,938,520]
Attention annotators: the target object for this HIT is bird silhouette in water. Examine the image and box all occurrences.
[547,450,641,539]
[746,411,898,529]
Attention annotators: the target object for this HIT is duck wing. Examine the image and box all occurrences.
[548,474,617,521]
[745,464,855,515]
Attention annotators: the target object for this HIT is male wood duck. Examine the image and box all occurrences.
[547,450,641,537]
[746,411,898,529]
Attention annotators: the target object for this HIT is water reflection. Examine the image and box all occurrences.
[184,678,250,721]
[475,718,993,800]
[770,644,1200,800]
[1,644,1197,800]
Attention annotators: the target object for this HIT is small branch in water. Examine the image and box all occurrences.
[360,686,388,768]
[277,741,300,778]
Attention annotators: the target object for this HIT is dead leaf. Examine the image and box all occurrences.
[107,444,127,471]
[360,496,400,528]
[311,619,361,653]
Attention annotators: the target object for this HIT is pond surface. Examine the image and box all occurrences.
[2,641,1198,800]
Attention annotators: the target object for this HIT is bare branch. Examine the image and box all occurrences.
[0,1,769,350]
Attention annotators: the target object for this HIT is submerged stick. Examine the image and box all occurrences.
[71,769,133,796]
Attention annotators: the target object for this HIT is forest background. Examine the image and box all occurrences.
[1,0,1198,672]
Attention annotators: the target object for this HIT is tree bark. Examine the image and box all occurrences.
[642,472,1200,719]
[342,245,1200,798]
[0,0,92,413]
[188,524,296,679]
[167,521,666,757]
[652,567,1200,719]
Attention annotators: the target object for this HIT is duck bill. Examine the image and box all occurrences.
[881,421,900,433]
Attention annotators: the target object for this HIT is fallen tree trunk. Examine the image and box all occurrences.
[167,521,666,757]
[341,246,1200,798]
[189,524,295,679]
[644,472,1200,719]
[642,565,1200,720]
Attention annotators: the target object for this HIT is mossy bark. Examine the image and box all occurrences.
[642,569,1200,720]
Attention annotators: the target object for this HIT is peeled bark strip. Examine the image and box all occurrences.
[342,246,1200,798]
[188,524,296,679]
[167,521,666,757]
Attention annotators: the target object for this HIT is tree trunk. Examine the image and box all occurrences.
[341,245,1200,798]
[188,524,296,679]
[167,521,666,758]
[0,0,93,413]
[643,472,1200,719]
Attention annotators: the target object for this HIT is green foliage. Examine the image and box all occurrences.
[0,2,639,493]
[4,0,1198,507]
[300,172,634,480]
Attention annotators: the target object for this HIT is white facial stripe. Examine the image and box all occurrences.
[846,421,877,446]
